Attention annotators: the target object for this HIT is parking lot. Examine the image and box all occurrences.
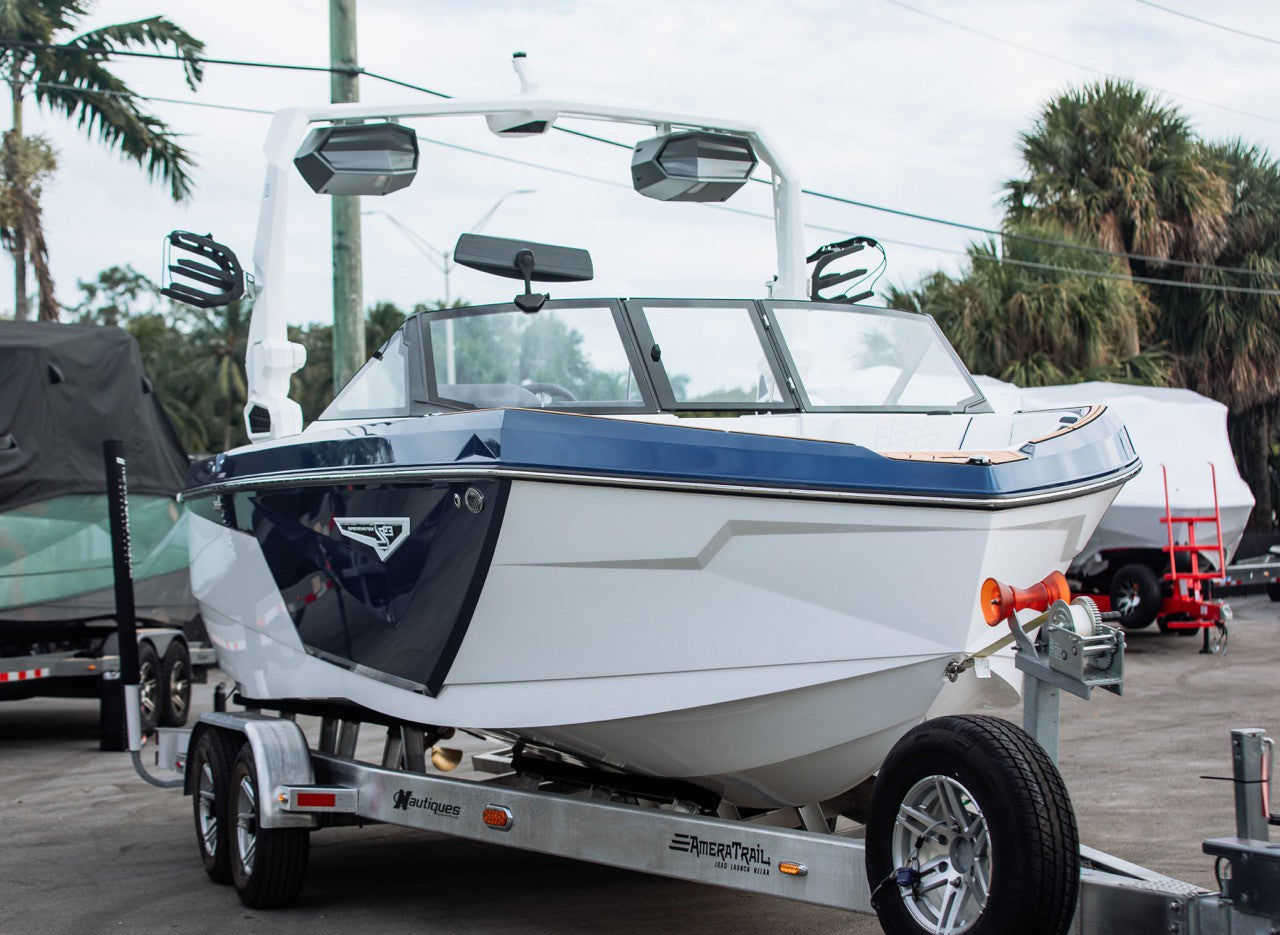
[2,596,1276,934]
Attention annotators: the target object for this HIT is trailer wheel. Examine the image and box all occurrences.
[137,641,161,734]
[191,729,239,884]
[230,743,310,908]
[1109,563,1160,629]
[866,715,1079,935]
[159,640,192,727]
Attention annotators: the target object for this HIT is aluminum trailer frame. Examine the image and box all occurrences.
[159,710,1277,933]
[148,599,1278,934]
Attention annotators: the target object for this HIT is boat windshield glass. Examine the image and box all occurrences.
[769,303,982,410]
[319,329,409,420]
[631,302,787,407]
[426,304,646,410]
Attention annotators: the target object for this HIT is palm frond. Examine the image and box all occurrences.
[31,59,196,200]
[67,16,204,90]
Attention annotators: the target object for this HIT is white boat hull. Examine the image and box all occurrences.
[189,475,1118,807]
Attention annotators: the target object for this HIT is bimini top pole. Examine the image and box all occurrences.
[243,91,806,443]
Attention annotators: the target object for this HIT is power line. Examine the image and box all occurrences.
[35,80,272,115]
[411,135,1280,297]
[30,78,1280,298]
[880,0,1280,129]
[797,188,1280,280]
[22,33,1280,284]
[1131,0,1280,47]
[1,37,455,100]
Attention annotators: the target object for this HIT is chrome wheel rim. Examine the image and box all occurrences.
[167,660,189,721]
[197,760,218,858]
[1115,579,1140,616]
[139,659,158,723]
[891,774,991,935]
[235,773,257,876]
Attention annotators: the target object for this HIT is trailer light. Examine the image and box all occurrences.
[631,130,757,203]
[278,793,288,804]
[296,792,337,808]
[981,571,1071,626]
[778,862,808,877]
[294,122,419,196]
[482,805,514,831]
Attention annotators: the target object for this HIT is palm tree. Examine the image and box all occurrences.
[1157,140,1280,527]
[1003,79,1230,354]
[887,224,1170,388]
[0,2,204,320]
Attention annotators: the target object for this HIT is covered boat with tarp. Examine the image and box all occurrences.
[0,322,196,645]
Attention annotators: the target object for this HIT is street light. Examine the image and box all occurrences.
[365,189,535,385]
[364,188,536,307]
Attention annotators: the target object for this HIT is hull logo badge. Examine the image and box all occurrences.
[334,517,411,561]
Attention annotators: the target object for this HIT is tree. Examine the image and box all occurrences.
[0,130,54,318]
[1003,80,1230,354]
[887,225,1170,388]
[1155,141,1280,527]
[71,262,160,326]
[0,2,204,320]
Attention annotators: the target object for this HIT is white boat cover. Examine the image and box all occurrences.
[974,378,1255,565]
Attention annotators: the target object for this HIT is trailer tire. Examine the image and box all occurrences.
[866,715,1079,935]
[137,641,161,734]
[159,640,192,727]
[1109,563,1160,629]
[230,743,309,908]
[191,729,239,884]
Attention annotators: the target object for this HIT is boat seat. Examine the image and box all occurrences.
[439,383,542,409]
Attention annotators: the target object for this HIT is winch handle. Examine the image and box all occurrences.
[981,571,1071,626]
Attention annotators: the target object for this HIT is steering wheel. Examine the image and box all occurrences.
[522,381,579,402]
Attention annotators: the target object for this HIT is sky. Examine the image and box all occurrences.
[10,0,1280,327]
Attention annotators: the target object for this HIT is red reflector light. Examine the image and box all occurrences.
[482,805,513,830]
[296,792,337,808]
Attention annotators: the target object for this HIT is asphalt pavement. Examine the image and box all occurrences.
[2,596,1277,934]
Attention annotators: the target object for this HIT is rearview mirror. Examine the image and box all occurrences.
[453,234,593,283]
[453,234,593,313]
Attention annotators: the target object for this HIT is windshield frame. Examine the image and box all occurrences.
[762,300,989,414]
[412,298,661,415]
[622,298,800,413]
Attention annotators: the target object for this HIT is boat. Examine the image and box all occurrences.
[977,377,1253,626]
[0,322,197,646]
[175,71,1139,810]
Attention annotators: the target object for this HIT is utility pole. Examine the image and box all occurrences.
[330,0,363,391]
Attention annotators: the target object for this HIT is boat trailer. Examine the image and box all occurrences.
[133,591,1277,935]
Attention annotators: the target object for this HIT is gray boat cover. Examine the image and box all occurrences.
[0,322,188,511]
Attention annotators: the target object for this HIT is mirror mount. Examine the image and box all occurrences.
[513,250,548,313]
[159,231,245,308]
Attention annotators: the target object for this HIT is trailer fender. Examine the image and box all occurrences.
[186,713,316,829]
[102,628,185,659]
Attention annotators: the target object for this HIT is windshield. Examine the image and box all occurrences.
[319,330,409,420]
[768,303,982,410]
[426,303,646,410]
